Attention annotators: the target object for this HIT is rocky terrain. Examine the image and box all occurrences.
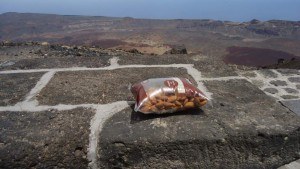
[0,12,300,168]
[1,12,300,66]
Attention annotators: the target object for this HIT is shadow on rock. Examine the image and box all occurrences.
[129,104,205,124]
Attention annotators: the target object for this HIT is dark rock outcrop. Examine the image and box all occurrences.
[164,45,188,54]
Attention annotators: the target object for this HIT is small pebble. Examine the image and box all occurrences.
[74,150,82,157]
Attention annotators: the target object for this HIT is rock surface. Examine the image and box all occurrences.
[288,77,300,83]
[280,100,300,116]
[284,88,299,94]
[0,73,43,106]
[98,79,300,168]
[0,108,94,168]
[117,54,238,77]
[0,43,299,168]
[270,80,287,86]
[264,88,279,94]
[278,159,300,169]
[0,43,135,70]
[258,69,278,78]
[164,45,188,54]
[37,68,195,105]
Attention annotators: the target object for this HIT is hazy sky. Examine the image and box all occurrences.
[0,0,299,21]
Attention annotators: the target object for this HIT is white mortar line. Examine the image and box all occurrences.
[24,71,56,102]
[0,100,132,169]
[108,57,120,68]
[265,70,299,98]
[272,69,300,91]
[0,62,213,102]
[8,71,57,111]
[184,65,213,100]
[0,64,194,74]
[1,61,298,168]
[88,101,130,169]
[271,69,283,77]
[200,76,246,81]
[0,69,50,74]
[0,61,214,168]
[253,70,283,100]
[0,103,98,112]
[239,69,300,101]
[111,64,195,69]
[278,97,300,102]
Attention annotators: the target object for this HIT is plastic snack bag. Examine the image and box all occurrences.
[131,77,208,114]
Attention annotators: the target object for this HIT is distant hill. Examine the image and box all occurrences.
[1,12,300,44]
[1,12,300,66]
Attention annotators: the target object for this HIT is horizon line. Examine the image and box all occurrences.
[1,11,299,23]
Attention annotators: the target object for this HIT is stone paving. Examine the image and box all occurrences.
[0,56,300,168]
[238,69,300,100]
[239,69,300,118]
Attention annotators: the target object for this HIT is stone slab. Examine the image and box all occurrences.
[98,79,300,168]
[284,88,299,94]
[288,77,300,83]
[239,71,257,78]
[118,55,238,77]
[194,60,238,77]
[257,69,278,78]
[277,69,300,76]
[0,73,44,106]
[270,80,288,86]
[37,68,195,105]
[264,88,279,94]
[0,108,94,168]
[280,100,300,116]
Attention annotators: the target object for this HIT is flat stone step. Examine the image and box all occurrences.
[98,79,300,168]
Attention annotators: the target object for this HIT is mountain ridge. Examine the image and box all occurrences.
[1,12,300,66]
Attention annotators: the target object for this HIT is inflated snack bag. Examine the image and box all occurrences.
[131,77,208,114]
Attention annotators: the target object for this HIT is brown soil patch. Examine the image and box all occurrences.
[112,43,171,55]
[223,46,300,67]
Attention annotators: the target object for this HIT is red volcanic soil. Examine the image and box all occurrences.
[224,46,300,67]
